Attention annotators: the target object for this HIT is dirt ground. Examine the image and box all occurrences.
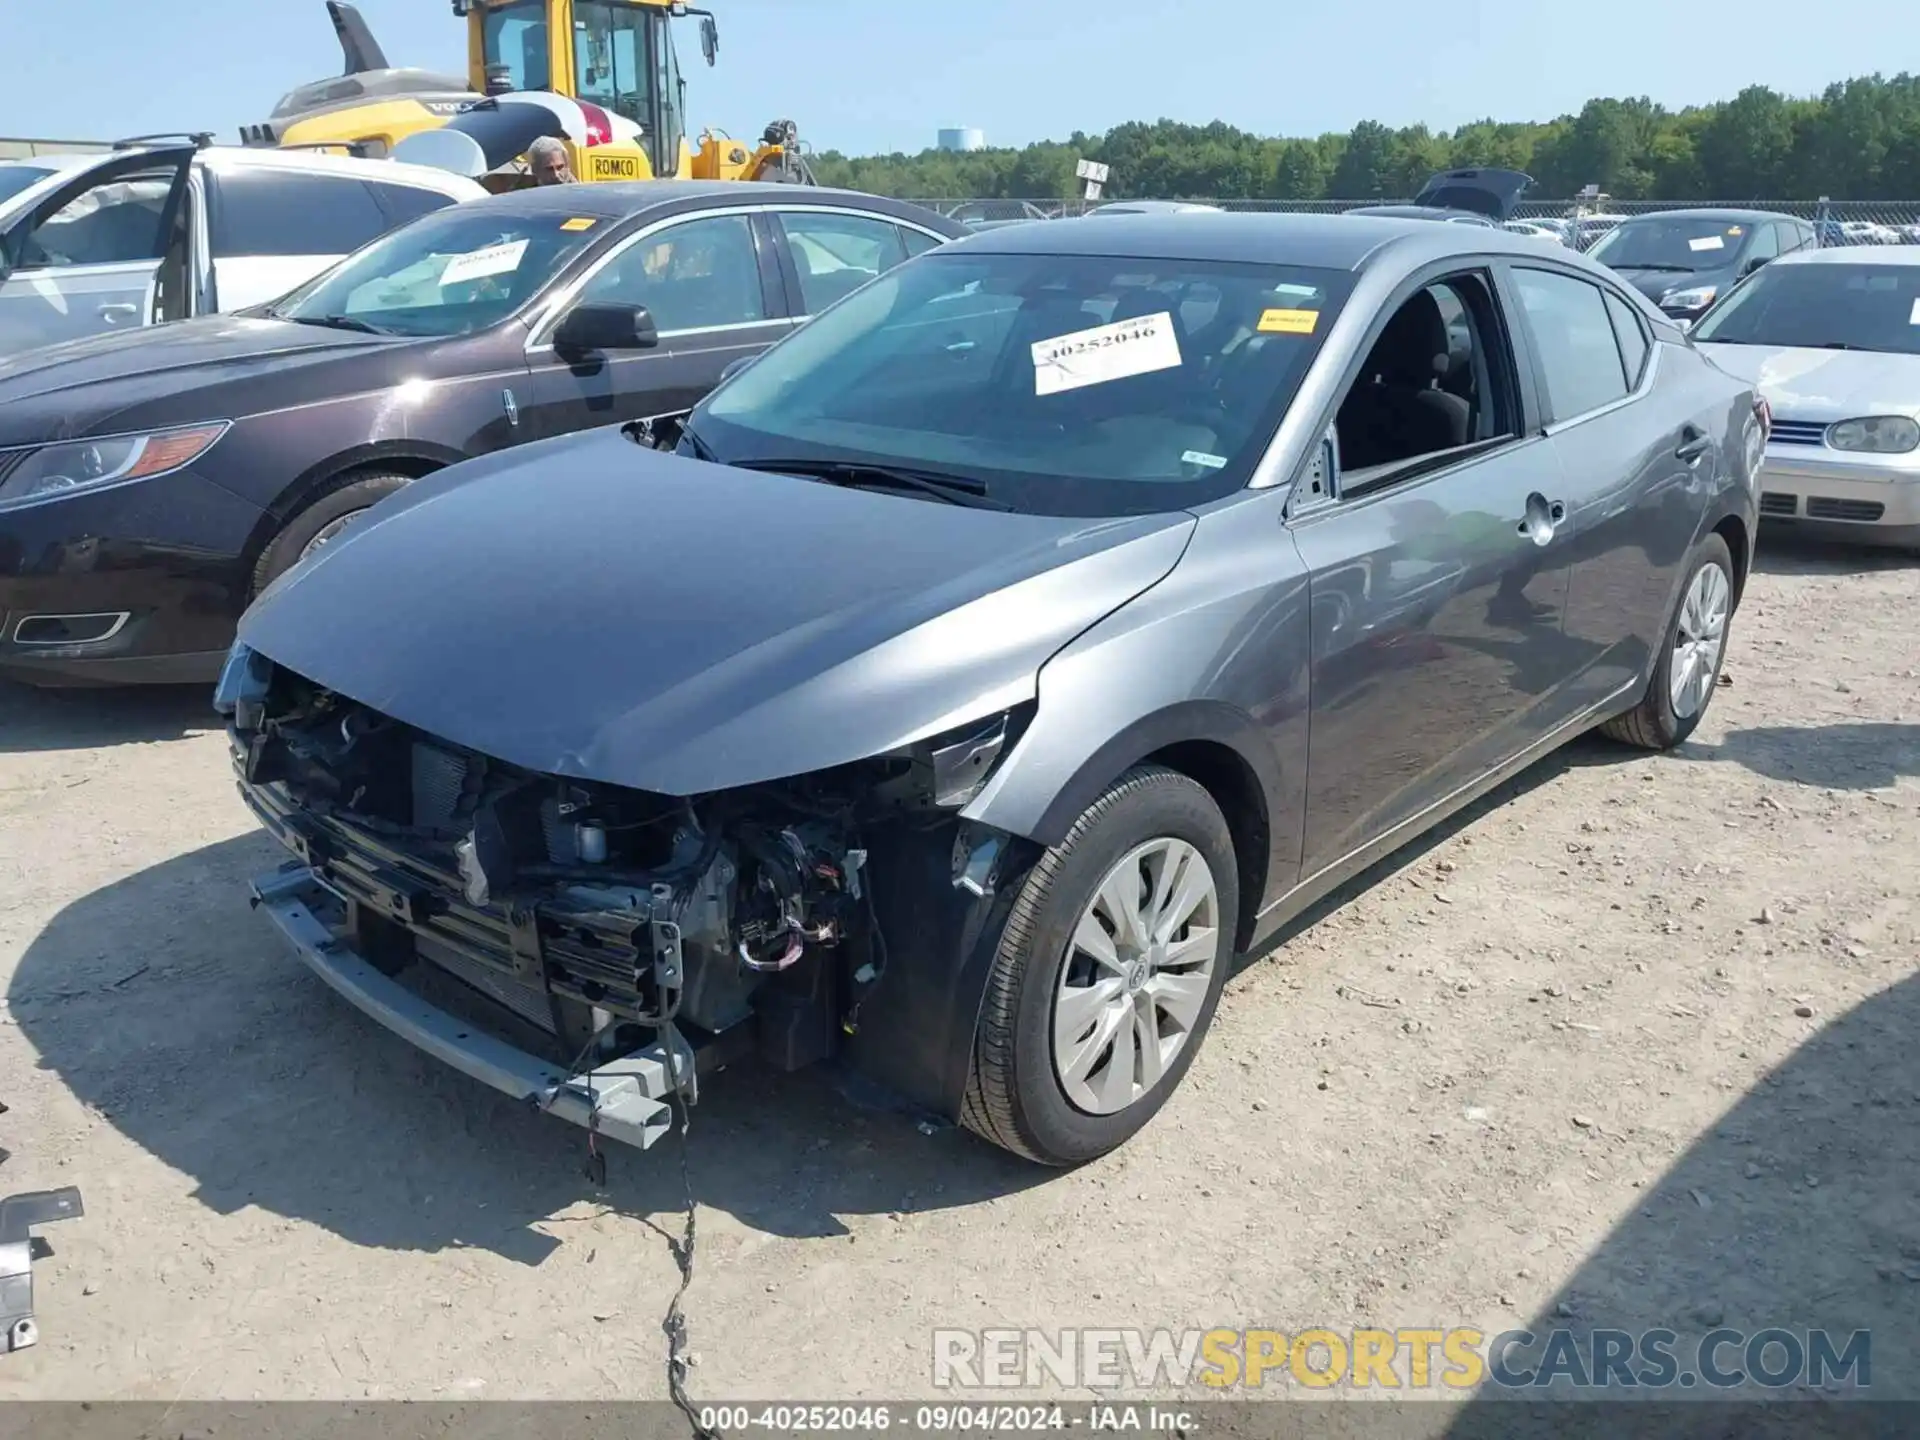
[0,536,1915,1416]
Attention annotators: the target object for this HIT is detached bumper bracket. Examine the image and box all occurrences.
[0,1186,84,1353]
[250,868,680,1152]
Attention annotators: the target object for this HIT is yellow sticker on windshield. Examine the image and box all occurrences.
[560,217,598,232]
[1258,307,1319,335]
[1727,225,1744,236]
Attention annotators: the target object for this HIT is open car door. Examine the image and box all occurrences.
[1411,168,1534,223]
[0,144,198,358]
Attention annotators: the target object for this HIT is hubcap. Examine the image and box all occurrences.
[300,511,364,562]
[1052,837,1221,1116]
[1669,560,1731,720]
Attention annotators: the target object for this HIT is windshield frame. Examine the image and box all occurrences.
[691,248,1357,519]
[266,204,607,339]
[1690,257,1920,355]
[1589,214,1755,273]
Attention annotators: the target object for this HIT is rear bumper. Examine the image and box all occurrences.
[248,866,686,1152]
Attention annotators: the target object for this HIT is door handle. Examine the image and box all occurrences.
[1675,430,1713,464]
[1518,493,1566,545]
[98,303,139,324]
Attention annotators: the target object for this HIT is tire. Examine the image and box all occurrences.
[250,471,414,598]
[961,765,1239,1166]
[1600,531,1735,751]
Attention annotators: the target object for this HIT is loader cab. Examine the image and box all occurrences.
[466,0,713,180]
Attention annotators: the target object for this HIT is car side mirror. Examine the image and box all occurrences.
[719,353,757,383]
[553,302,658,356]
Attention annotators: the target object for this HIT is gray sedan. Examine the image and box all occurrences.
[221,213,1763,1167]
[1691,245,1920,550]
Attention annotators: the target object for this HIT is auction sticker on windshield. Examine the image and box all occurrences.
[1258,307,1319,335]
[1688,235,1726,253]
[441,239,530,286]
[1910,297,1920,326]
[1032,311,1182,396]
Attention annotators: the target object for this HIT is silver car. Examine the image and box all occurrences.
[222,214,1763,1167]
[1693,245,1920,550]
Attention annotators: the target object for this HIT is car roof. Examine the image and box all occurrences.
[1773,243,1920,268]
[196,145,481,196]
[1613,207,1801,225]
[428,178,958,225]
[1,144,480,197]
[952,210,1572,271]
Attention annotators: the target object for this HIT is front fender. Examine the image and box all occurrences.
[962,493,1312,909]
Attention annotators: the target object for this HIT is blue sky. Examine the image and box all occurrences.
[1,0,1899,156]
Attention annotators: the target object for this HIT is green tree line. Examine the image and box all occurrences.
[810,74,1920,200]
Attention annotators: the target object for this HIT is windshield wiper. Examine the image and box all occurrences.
[734,457,1011,511]
[281,313,391,335]
[1622,262,1693,273]
[679,419,719,462]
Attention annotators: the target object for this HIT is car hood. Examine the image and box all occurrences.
[1694,343,1920,420]
[238,428,1198,796]
[0,315,398,443]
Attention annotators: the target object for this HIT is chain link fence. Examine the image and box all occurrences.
[909,197,1920,248]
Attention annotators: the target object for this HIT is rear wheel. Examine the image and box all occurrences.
[961,766,1237,1166]
[251,471,414,597]
[1601,532,1734,751]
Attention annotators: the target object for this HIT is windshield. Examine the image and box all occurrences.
[1692,261,1920,355]
[695,250,1353,518]
[481,0,550,91]
[1590,216,1751,271]
[573,0,656,126]
[273,206,602,337]
[0,165,53,212]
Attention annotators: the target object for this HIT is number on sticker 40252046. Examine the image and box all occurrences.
[1030,311,1183,396]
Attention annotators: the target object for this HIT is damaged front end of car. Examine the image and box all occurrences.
[217,644,1036,1153]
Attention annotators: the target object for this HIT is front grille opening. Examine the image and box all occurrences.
[1768,420,1828,447]
[1759,492,1799,517]
[1806,497,1886,523]
[11,612,130,647]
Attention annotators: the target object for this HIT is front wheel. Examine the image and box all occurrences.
[1601,531,1735,751]
[961,766,1238,1166]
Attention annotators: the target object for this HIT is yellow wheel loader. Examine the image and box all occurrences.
[239,1,813,190]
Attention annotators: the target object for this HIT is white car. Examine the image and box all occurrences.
[0,139,483,356]
[1692,245,1920,550]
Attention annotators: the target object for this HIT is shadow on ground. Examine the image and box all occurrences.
[0,679,217,754]
[1433,970,1920,1438]
[1751,533,1917,579]
[10,832,1048,1266]
[1686,722,1920,791]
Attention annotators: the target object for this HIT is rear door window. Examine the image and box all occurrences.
[777,211,909,315]
[900,225,944,258]
[211,169,392,258]
[1512,268,1631,423]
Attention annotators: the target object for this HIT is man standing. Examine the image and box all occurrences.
[527,136,575,185]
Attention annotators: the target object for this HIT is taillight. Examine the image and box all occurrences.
[577,101,613,147]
